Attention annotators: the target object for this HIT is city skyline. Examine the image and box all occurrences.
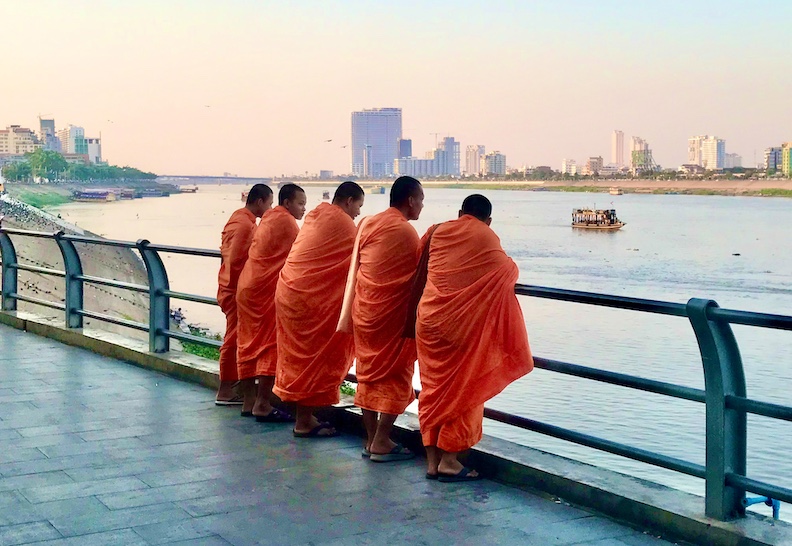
[2,1,791,176]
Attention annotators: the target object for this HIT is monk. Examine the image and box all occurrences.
[416,194,534,481]
[236,184,306,420]
[273,181,365,437]
[350,176,423,462]
[215,184,272,405]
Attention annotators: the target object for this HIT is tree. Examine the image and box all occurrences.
[1,162,32,181]
[25,149,68,181]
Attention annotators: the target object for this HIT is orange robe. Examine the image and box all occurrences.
[236,206,299,380]
[416,215,533,452]
[217,207,256,382]
[273,203,356,406]
[352,208,420,414]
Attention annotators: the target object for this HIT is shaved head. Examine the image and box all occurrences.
[461,194,492,222]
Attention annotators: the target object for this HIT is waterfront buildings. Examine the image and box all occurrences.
[481,151,506,176]
[584,156,603,176]
[782,143,792,177]
[57,125,88,155]
[561,158,577,175]
[688,135,726,170]
[701,137,726,170]
[764,147,783,171]
[351,108,402,178]
[86,137,102,164]
[612,130,624,167]
[39,118,60,152]
[723,153,742,169]
[0,125,42,155]
[465,145,485,176]
[319,170,334,179]
[630,137,656,173]
[438,137,460,176]
[397,139,412,160]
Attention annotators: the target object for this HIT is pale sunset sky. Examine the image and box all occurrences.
[2,1,791,176]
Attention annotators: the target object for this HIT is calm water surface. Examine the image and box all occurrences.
[53,186,792,512]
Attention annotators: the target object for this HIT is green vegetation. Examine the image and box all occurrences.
[11,190,72,209]
[756,188,792,197]
[0,149,156,182]
[182,327,222,361]
[340,381,356,396]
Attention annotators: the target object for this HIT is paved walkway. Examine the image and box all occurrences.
[0,324,681,545]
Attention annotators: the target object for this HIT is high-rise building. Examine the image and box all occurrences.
[782,143,792,177]
[465,145,485,175]
[57,125,88,155]
[438,137,460,176]
[611,130,624,167]
[38,118,61,152]
[481,151,506,176]
[397,138,412,159]
[701,137,726,170]
[561,159,577,175]
[764,147,783,171]
[723,153,742,169]
[631,137,656,173]
[689,135,725,169]
[86,137,102,164]
[0,125,42,155]
[351,108,402,178]
[584,156,603,175]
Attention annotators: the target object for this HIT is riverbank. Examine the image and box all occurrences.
[0,193,149,338]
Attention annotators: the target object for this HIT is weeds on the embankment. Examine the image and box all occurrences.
[182,327,221,360]
[9,189,72,209]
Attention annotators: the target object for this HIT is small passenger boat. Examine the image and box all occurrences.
[572,208,625,230]
[609,187,623,195]
[367,185,386,194]
[241,190,249,202]
[322,190,330,200]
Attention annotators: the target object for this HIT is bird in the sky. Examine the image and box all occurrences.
[325,139,333,142]
[340,145,347,149]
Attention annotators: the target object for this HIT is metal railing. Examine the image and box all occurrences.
[2,226,792,522]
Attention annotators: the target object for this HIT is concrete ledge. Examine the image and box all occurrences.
[3,310,791,546]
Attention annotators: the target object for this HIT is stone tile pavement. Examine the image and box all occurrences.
[0,324,683,545]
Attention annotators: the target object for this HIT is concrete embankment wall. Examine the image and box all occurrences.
[0,193,149,339]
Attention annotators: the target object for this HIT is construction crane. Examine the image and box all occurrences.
[430,132,442,148]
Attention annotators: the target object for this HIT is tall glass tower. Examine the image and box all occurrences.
[351,108,402,178]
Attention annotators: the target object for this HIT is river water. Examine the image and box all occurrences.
[52,185,792,513]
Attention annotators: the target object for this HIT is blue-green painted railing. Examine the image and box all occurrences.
[2,226,791,522]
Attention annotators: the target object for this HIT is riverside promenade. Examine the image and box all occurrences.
[0,324,679,546]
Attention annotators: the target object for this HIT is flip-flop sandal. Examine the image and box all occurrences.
[240,411,254,418]
[361,448,371,458]
[437,467,481,482]
[255,408,294,423]
[370,443,415,463]
[425,473,438,480]
[215,395,244,406]
[293,422,339,438]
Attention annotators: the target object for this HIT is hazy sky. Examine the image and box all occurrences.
[3,1,791,176]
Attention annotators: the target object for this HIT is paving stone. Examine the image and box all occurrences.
[0,324,679,546]
[0,521,62,545]
[20,476,150,504]
[47,501,192,537]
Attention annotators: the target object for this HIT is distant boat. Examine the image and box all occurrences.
[367,185,385,194]
[241,190,249,202]
[179,186,199,193]
[609,187,623,195]
[72,190,117,203]
[322,190,330,200]
[572,208,625,230]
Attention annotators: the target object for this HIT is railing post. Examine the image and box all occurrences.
[0,230,19,311]
[136,239,170,353]
[54,231,83,328]
[687,298,747,520]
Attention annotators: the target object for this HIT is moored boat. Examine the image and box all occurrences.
[572,208,625,230]
[72,190,117,203]
[609,187,623,195]
[322,190,330,200]
[367,185,385,194]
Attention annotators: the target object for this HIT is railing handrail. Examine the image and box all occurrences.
[2,226,791,521]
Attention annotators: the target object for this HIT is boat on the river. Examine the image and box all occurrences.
[241,191,248,202]
[572,208,625,230]
[609,187,623,195]
[72,190,117,203]
[367,185,386,194]
[322,190,330,200]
